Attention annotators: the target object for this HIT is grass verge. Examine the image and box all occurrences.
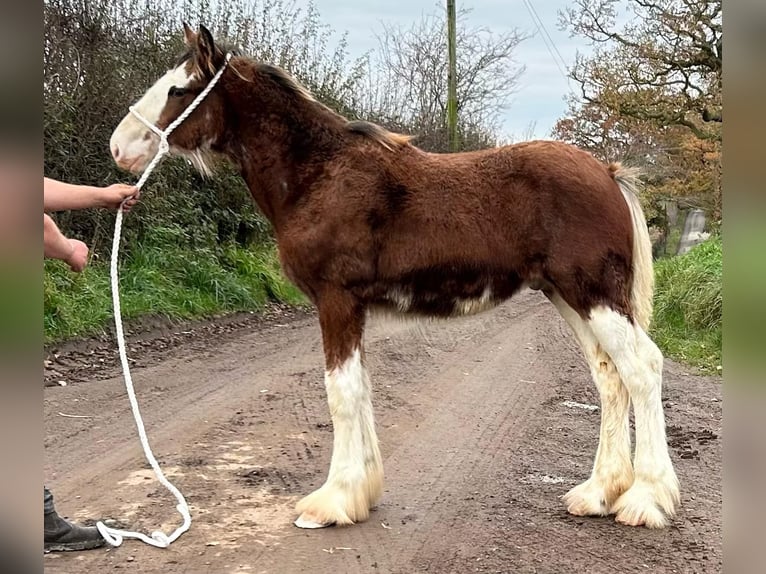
[44,241,307,344]
[651,236,722,373]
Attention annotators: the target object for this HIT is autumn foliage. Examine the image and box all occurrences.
[555,0,722,237]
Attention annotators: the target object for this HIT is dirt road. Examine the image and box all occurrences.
[44,290,721,573]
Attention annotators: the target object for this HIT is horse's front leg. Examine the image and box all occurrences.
[294,291,383,528]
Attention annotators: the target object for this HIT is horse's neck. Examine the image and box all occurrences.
[228,105,343,230]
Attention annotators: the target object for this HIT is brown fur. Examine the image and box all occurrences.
[157,30,639,371]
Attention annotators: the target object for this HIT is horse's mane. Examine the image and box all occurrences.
[345,120,413,151]
[254,62,412,151]
[256,64,318,103]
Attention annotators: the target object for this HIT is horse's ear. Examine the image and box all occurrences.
[182,22,196,47]
[196,24,222,77]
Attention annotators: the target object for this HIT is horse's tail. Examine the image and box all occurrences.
[609,162,654,331]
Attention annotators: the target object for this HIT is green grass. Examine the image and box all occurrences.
[663,225,683,257]
[44,241,307,344]
[651,235,722,373]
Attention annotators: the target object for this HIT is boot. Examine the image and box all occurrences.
[44,510,105,552]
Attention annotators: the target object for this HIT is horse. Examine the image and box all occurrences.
[110,24,680,530]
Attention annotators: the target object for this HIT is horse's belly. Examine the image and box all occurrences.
[373,283,508,319]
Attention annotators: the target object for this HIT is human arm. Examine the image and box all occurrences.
[43,177,140,212]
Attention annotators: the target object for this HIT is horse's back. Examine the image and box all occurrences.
[374,139,631,265]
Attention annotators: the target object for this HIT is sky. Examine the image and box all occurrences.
[310,0,593,141]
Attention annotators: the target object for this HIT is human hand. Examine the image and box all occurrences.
[66,239,89,272]
[98,183,140,211]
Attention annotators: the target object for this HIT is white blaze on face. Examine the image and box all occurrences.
[110,64,195,173]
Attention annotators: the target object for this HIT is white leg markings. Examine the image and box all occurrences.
[551,294,633,517]
[295,348,383,528]
[588,306,680,528]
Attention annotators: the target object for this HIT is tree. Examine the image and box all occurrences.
[554,90,721,230]
[366,7,527,152]
[555,0,722,228]
[447,0,458,152]
[560,0,722,142]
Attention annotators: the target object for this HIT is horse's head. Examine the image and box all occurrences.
[110,24,229,176]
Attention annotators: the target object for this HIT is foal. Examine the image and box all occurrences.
[110,24,680,529]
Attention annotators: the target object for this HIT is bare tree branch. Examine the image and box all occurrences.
[366,7,527,150]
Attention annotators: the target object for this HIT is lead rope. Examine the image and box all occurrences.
[96,53,232,549]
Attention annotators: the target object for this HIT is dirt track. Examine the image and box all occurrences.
[43,290,722,573]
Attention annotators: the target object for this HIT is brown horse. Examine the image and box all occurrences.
[110,24,680,529]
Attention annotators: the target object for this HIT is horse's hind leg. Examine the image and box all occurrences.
[294,290,383,528]
[587,306,680,528]
[548,292,634,516]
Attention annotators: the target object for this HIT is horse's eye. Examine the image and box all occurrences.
[168,86,187,97]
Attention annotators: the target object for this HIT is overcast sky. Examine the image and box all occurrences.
[311,0,593,141]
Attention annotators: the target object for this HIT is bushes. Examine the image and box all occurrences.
[651,236,722,372]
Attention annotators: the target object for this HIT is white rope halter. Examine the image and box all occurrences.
[96,52,232,549]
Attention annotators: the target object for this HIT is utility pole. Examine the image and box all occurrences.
[447,0,458,152]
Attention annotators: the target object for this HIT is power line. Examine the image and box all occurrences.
[524,0,568,72]
[520,0,569,80]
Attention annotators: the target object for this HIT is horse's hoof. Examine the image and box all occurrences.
[294,514,335,529]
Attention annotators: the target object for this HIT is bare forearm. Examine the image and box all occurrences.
[44,177,105,211]
[43,177,140,212]
[43,214,74,261]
